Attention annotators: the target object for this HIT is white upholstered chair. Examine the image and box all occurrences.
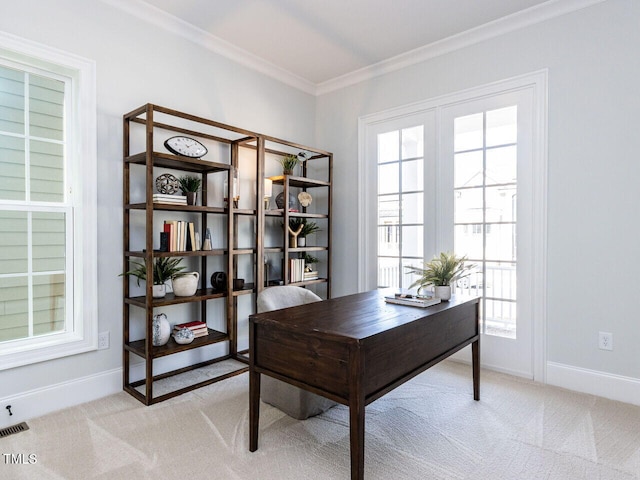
[256,285,337,419]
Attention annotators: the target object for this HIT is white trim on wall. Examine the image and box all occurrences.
[0,368,121,429]
[101,0,605,96]
[547,362,640,406]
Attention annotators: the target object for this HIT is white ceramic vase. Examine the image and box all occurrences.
[152,313,171,346]
[172,271,199,296]
[434,285,452,301]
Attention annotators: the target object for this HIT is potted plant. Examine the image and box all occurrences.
[121,257,185,298]
[277,152,307,175]
[178,175,202,205]
[289,218,320,247]
[405,252,474,301]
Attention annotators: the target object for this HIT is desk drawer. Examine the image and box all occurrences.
[253,325,350,398]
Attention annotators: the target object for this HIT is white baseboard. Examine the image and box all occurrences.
[0,368,122,428]
[546,362,640,406]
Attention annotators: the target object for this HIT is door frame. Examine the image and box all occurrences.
[358,70,548,382]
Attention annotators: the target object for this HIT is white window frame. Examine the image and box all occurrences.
[358,71,548,381]
[0,31,97,370]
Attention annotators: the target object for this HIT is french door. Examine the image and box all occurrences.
[440,89,535,378]
[360,73,546,379]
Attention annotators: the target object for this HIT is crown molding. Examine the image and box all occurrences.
[102,0,606,97]
[100,0,317,95]
[316,0,607,95]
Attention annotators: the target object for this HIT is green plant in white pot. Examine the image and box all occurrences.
[405,252,474,301]
[121,257,185,298]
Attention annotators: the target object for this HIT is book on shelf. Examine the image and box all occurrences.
[384,293,441,308]
[163,220,197,252]
[153,194,187,205]
[173,321,209,338]
[289,258,305,283]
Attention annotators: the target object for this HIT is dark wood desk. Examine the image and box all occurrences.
[249,290,480,480]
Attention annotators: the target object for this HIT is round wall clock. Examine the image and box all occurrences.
[164,136,208,158]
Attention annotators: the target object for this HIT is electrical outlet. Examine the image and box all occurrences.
[598,331,613,351]
[98,331,110,350]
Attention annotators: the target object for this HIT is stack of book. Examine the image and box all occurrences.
[384,293,441,308]
[153,193,187,205]
[303,269,318,281]
[172,321,208,338]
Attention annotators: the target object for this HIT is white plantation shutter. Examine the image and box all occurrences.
[0,32,97,368]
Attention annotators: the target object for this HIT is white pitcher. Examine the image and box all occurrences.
[172,271,199,296]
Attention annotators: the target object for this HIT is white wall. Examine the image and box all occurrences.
[317,0,640,401]
[2,0,639,424]
[0,0,316,426]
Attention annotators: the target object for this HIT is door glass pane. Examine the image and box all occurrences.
[454,113,483,151]
[486,106,517,147]
[29,74,65,141]
[0,135,25,201]
[454,151,483,188]
[454,224,482,259]
[485,223,516,261]
[486,185,516,222]
[0,276,28,341]
[402,258,423,290]
[401,226,423,257]
[0,65,25,135]
[378,195,398,225]
[402,159,423,191]
[486,261,516,301]
[33,273,65,335]
[30,140,64,202]
[378,131,399,163]
[378,163,398,194]
[33,212,66,272]
[402,192,423,224]
[486,146,517,185]
[401,126,423,159]
[0,210,28,274]
[455,188,483,223]
[378,225,399,256]
[378,257,399,288]
[484,299,516,338]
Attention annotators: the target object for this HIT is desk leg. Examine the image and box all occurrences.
[349,394,365,480]
[349,345,365,480]
[472,339,480,401]
[249,370,261,452]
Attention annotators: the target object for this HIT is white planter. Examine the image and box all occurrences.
[152,284,166,298]
[434,285,452,301]
[172,271,199,296]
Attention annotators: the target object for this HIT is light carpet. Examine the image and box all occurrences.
[2,360,639,479]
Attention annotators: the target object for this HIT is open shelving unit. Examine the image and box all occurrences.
[122,104,332,404]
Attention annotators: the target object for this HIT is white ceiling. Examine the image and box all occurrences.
[111,0,604,94]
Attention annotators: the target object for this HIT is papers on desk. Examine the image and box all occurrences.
[384,293,442,308]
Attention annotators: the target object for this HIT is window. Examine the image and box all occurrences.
[0,32,97,369]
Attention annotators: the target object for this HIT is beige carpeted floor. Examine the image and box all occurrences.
[2,360,639,479]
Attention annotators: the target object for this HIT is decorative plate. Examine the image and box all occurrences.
[164,136,208,158]
[155,173,179,195]
[298,192,312,207]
